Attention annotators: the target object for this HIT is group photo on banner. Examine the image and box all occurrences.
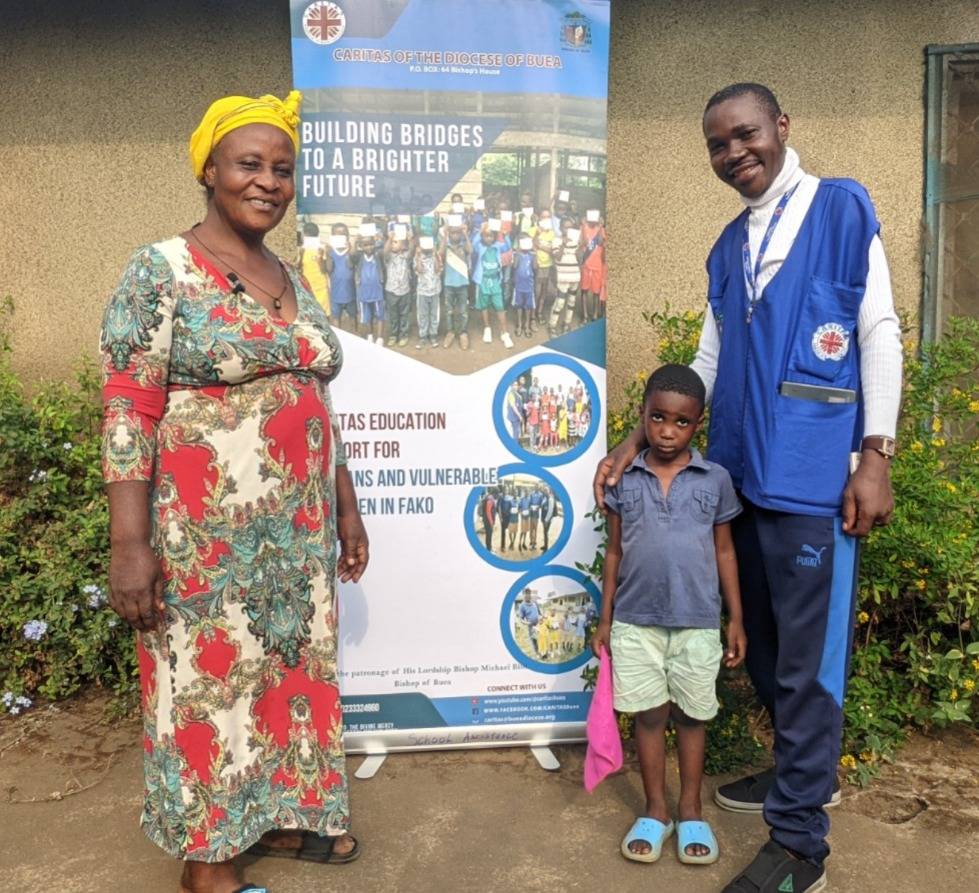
[290,0,611,751]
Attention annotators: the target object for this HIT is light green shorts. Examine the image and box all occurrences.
[610,621,722,720]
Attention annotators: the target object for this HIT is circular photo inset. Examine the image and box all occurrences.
[494,355,599,466]
[500,567,600,674]
[465,464,572,570]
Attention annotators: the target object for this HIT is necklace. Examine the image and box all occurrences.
[189,227,290,310]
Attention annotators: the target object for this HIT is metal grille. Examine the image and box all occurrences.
[923,45,979,340]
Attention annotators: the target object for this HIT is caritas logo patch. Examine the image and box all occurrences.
[811,322,849,361]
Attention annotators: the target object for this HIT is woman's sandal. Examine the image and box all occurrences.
[676,820,720,865]
[620,816,675,863]
[250,831,361,864]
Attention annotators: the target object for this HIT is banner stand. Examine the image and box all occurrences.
[290,0,611,757]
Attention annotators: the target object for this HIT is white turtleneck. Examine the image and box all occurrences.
[690,147,903,440]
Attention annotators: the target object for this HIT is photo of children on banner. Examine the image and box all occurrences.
[299,189,608,368]
[512,586,597,665]
[474,474,564,561]
[503,366,593,457]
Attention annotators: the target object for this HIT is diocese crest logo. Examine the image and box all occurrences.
[561,12,592,50]
[303,1,346,45]
[811,322,849,361]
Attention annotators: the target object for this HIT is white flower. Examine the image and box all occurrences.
[62,442,73,451]
[1,692,13,708]
[22,619,48,641]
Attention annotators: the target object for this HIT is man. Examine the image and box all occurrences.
[594,83,902,893]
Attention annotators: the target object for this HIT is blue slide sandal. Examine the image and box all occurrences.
[620,816,675,863]
[677,819,719,865]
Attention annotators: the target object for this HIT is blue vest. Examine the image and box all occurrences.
[706,179,879,517]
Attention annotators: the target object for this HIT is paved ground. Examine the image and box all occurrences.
[1,694,977,892]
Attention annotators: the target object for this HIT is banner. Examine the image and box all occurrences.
[290,0,610,752]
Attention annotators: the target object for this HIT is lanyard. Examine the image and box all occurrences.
[742,182,798,322]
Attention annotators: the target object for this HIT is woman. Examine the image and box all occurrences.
[101,90,368,893]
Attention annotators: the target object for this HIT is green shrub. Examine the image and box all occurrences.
[0,299,136,713]
[842,315,979,781]
[591,308,979,782]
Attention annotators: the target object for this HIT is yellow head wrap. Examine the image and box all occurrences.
[188,90,303,181]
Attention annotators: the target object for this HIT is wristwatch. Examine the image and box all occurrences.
[861,435,896,459]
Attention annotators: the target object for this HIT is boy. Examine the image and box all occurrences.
[352,234,384,344]
[549,219,582,336]
[298,220,330,314]
[383,231,414,347]
[579,210,607,323]
[472,224,514,349]
[533,212,556,330]
[441,224,472,349]
[322,223,356,332]
[593,364,746,867]
[414,235,442,348]
[513,235,536,337]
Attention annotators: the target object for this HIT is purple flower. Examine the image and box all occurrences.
[22,620,48,641]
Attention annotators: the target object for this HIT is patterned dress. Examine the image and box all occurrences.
[100,236,349,862]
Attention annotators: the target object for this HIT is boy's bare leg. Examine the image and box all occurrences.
[630,702,671,856]
[672,705,709,857]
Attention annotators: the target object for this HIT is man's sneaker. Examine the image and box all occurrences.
[482,326,492,343]
[714,767,841,814]
[442,332,456,349]
[387,336,398,346]
[459,333,470,350]
[722,841,826,893]
[397,337,408,347]
[501,331,514,349]
[366,334,375,344]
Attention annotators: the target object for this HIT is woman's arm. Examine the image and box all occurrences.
[336,464,368,583]
[100,245,175,631]
[106,481,165,631]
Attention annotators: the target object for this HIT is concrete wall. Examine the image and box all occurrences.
[2,0,978,404]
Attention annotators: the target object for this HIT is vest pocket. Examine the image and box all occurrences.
[762,395,857,510]
[785,276,862,385]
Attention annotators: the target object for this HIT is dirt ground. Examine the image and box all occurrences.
[1,691,976,893]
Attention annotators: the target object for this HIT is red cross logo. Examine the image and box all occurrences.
[303,2,345,45]
[812,322,849,361]
[819,329,845,356]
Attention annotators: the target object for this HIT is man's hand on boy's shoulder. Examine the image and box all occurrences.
[723,618,747,668]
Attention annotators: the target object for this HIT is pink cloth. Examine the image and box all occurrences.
[583,646,623,792]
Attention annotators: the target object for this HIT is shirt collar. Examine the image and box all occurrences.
[741,146,806,211]
[625,447,709,474]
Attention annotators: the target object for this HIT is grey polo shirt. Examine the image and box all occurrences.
[604,448,741,629]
